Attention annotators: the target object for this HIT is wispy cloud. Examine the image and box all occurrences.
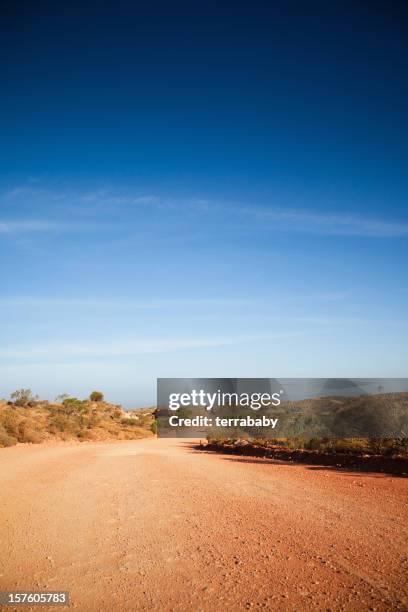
[1,332,302,360]
[68,191,408,237]
[0,220,65,233]
[70,188,408,237]
[2,185,408,238]
[0,219,114,234]
[239,207,408,237]
[79,190,161,207]
[0,292,348,310]
[4,186,68,201]
[0,296,253,309]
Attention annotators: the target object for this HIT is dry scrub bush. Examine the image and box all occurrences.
[0,427,17,447]
[0,395,155,447]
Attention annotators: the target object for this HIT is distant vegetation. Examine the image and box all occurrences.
[207,393,408,440]
[206,392,408,461]
[10,388,38,407]
[0,389,156,448]
[207,436,408,457]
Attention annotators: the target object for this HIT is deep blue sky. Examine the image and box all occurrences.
[0,1,407,406]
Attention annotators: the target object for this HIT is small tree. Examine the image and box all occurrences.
[89,390,104,402]
[10,388,38,407]
[55,393,70,403]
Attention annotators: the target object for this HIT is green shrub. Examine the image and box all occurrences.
[62,398,88,414]
[304,438,323,451]
[48,413,78,434]
[332,438,368,454]
[89,391,104,402]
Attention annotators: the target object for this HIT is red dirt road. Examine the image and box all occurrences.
[0,438,407,611]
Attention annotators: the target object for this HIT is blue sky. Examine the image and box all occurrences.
[0,1,407,406]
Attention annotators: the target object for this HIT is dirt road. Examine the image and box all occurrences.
[0,438,407,611]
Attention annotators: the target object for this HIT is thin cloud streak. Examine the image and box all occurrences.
[240,207,408,237]
[70,188,408,237]
[2,186,408,237]
[0,296,253,309]
[0,219,113,234]
[0,220,64,233]
[0,292,348,310]
[1,332,304,360]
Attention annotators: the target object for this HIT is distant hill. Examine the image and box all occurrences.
[318,378,368,397]
[185,391,408,440]
[279,391,408,438]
